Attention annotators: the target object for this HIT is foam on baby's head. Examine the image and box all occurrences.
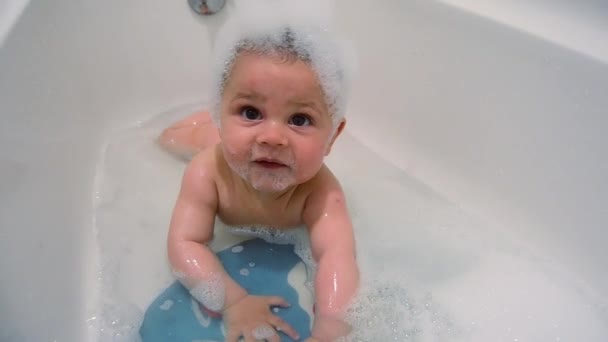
[209,0,355,128]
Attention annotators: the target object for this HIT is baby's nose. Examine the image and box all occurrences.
[256,121,288,146]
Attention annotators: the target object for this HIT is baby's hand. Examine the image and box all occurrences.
[222,295,300,341]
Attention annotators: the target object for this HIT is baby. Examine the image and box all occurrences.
[161,8,358,342]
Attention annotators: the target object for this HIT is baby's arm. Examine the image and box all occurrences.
[167,153,248,311]
[168,153,300,341]
[303,171,360,341]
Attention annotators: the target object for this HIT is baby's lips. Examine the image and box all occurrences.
[254,157,286,165]
[253,159,289,169]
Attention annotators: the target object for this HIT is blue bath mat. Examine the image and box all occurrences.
[139,238,312,341]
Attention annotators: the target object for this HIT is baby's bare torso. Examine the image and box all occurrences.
[203,145,320,230]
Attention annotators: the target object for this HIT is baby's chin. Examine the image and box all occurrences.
[248,174,297,193]
[250,182,293,193]
[225,162,294,192]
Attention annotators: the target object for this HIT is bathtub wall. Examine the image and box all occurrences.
[1,0,607,341]
[337,0,608,295]
[0,0,218,340]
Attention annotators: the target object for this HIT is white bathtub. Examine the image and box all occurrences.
[1,0,607,341]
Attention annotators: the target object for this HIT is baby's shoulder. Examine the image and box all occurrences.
[189,145,218,166]
[309,164,342,189]
[181,145,221,186]
[301,165,348,222]
[302,164,345,203]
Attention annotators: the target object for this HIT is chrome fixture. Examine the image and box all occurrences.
[188,0,225,15]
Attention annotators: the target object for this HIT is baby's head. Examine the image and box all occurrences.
[209,2,354,193]
[209,1,353,129]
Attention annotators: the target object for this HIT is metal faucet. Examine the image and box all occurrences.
[188,0,226,15]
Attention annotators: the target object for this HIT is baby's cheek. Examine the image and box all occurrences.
[223,132,246,155]
[223,142,238,157]
[222,141,249,169]
[298,145,326,172]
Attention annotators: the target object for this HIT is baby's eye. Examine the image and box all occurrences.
[289,114,312,127]
[240,106,262,121]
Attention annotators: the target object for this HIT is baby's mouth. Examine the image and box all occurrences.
[253,158,288,169]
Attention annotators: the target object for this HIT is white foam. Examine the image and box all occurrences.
[189,275,225,312]
[209,0,355,127]
[344,279,465,341]
[251,325,276,340]
[95,297,143,342]
[172,269,186,280]
[159,300,173,311]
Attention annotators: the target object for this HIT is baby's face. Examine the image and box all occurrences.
[219,53,340,193]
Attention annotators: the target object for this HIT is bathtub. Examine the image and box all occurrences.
[1,0,607,341]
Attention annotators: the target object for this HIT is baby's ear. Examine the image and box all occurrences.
[325,119,346,155]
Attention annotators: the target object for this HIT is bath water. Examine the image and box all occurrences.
[91,104,608,341]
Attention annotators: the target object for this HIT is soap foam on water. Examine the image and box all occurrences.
[189,274,225,312]
[91,105,608,341]
[91,104,204,341]
[344,280,466,342]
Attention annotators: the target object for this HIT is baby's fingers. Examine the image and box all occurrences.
[270,315,300,340]
[265,295,291,308]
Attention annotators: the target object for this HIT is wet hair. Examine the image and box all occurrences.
[209,0,354,127]
[219,28,311,89]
